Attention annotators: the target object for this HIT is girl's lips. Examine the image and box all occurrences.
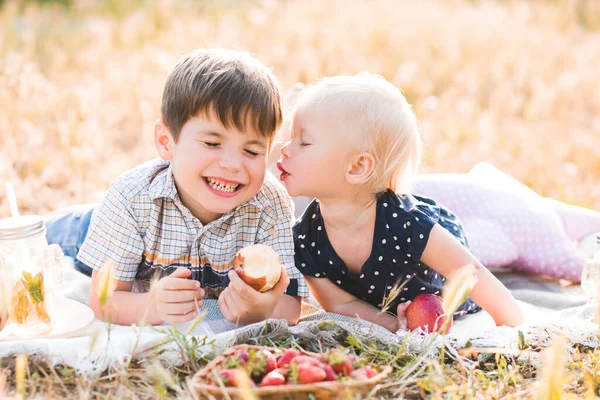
[276,161,290,181]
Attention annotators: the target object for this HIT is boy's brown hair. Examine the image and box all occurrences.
[161,48,283,142]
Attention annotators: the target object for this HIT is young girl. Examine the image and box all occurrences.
[276,73,524,332]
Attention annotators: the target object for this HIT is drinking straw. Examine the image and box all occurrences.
[6,182,20,219]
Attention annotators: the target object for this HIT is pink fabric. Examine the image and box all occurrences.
[413,163,600,282]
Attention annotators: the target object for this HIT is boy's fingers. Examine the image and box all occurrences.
[218,291,229,317]
[219,290,236,322]
[163,277,200,291]
[169,267,192,279]
[272,266,290,295]
[227,270,253,300]
[157,289,200,304]
[222,286,243,313]
[161,301,197,316]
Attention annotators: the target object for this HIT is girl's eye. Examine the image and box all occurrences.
[300,142,312,147]
[204,142,220,147]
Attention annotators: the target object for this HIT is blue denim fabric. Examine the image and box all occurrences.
[45,204,96,276]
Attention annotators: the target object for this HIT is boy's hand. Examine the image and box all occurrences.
[218,266,289,325]
[152,267,204,324]
[396,301,412,331]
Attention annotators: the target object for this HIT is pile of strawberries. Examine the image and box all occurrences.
[209,347,381,387]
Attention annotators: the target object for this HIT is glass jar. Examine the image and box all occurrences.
[0,216,63,339]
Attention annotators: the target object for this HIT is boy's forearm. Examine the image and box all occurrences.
[332,300,399,332]
[271,294,302,326]
[470,264,524,327]
[91,291,161,326]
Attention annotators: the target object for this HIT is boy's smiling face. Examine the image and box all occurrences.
[155,112,270,224]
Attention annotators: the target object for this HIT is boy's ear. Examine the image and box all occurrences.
[154,120,174,160]
[346,152,376,185]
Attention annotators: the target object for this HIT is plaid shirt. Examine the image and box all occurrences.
[77,158,308,298]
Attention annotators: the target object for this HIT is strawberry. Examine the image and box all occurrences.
[236,350,249,363]
[223,349,249,369]
[273,367,289,376]
[246,348,277,382]
[277,349,301,367]
[291,355,321,366]
[332,359,353,375]
[327,349,355,376]
[363,365,378,378]
[219,369,240,387]
[261,370,286,387]
[350,366,378,380]
[261,349,277,373]
[321,363,337,381]
[297,364,327,384]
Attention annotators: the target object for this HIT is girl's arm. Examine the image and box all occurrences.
[305,276,401,332]
[421,224,524,327]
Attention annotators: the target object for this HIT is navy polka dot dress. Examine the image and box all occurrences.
[293,190,481,317]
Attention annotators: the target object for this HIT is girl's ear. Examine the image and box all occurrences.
[346,152,376,186]
[154,120,174,160]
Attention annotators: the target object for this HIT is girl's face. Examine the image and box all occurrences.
[277,101,355,199]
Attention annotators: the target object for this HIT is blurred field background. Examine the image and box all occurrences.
[0,0,599,217]
[1,1,600,398]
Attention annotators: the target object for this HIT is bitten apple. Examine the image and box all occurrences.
[405,294,452,333]
[233,244,282,292]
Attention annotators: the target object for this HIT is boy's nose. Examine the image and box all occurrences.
[219,152,242,171]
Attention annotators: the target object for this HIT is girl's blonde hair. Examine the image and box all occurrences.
[297,73,422,195]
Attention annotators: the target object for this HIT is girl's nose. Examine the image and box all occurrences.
[280,142,291,158]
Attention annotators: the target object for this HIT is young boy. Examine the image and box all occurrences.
[48,49,308,327]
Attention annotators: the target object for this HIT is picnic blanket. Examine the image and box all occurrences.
[0,258,597,377]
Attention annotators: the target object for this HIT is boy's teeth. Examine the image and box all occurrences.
[207,178,239,192]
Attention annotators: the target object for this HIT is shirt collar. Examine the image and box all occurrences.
[149,163,178,201]
[247,183,271,210]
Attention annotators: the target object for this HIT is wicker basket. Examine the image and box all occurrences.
[188,345,393,400]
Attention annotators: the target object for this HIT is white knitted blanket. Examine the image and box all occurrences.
[0,259,595,376]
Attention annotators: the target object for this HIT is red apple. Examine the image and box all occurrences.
[234,244,282,292]
[405,294,452,333]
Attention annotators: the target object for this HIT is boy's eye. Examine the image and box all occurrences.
[245,149,261,157]
[204,142,220,147]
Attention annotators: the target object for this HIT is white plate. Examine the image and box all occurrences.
[0,296,95,342]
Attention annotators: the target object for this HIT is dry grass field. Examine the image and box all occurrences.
[1,0,600,398]
[1,0,599,216]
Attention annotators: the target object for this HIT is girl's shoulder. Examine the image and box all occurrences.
[292,198,321,238]
[379,190,467,248]
[378,190,442,226]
